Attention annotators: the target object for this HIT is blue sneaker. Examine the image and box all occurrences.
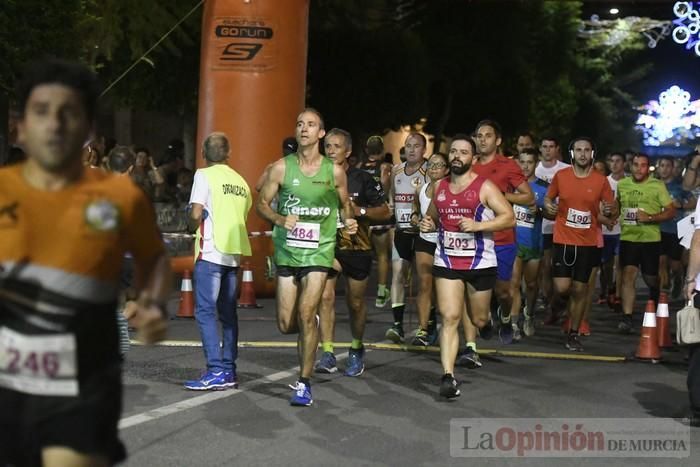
[223,371,239,389]
[314,352,338,373]
[184,370,234,391]
[289,381,313,406]
[344,347,365,377]
[499,320,513,344]
[479,317,494,340]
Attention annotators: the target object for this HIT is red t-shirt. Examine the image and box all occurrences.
[472,154,526,245]
[546,167,614,247]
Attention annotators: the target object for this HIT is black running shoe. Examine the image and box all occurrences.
[439,373,461,399]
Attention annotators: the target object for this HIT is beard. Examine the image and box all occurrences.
[450,162,470,175]
[574,158,592,171]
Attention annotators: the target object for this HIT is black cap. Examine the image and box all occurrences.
[282,137,297,156]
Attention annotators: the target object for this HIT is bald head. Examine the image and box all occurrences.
[203,132,230,163]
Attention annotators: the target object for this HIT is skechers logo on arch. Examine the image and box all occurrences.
[283,194,331,217]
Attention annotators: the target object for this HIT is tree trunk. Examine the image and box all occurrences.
[0,92,9,165]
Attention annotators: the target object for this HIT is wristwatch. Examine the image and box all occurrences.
[359,208,367,217]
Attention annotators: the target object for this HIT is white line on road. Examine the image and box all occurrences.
[119,352,350,430]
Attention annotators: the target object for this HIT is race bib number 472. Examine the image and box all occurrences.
[0,327,78,396]
[286,222,321,249]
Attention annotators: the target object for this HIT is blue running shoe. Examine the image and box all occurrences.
[289,381,313,406]
[314,352,337,374]
[344,347,365,377]
[427,325,439,346]
[479,317,494,340]
[499,320,513,344]
[184,371,231,391]
[223,371,239,389]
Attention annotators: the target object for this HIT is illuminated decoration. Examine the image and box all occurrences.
[578,15,671,49]
[672,2,700,56]
[636,85,700,146]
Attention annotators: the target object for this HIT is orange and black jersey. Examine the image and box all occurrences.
[0,164,165,376]
[336,167,385,252]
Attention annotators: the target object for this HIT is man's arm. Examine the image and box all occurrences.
[256,159,294,229]
[380,162,392,196]
[255,162,273,192]
[682,153,700,191]
[334,164,358,234]
[637,202,676,223]
[125,252,171,344]
[686,229,700,300]
[460,180,515,233]
[506,180,535,206]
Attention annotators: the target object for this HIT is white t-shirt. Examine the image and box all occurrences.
[189,170,241,267]
[603,174,621,236]
[694,201,700,291]
[536,160,569,235]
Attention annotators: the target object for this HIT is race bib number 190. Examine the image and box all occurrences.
[0,327,78,396]
[565,208,592,229]
[287,221,321,249]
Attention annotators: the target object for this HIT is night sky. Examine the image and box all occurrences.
[582,1,700,102]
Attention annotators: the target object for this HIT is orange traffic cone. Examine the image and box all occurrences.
[176,270,195,318]
[656,292,672,348]
[635,299,661,361]
[238,262,262,308]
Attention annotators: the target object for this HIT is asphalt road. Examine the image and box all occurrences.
[117,290,699,466]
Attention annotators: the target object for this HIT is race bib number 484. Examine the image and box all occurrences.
[286,222,321,249]
[0,327,78,396]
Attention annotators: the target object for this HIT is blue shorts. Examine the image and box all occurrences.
[495,243,517,281]
[601,234,620,263]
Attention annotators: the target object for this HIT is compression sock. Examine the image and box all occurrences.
[392,304,405,325]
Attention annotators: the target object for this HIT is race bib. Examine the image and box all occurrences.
[443,230,476,257]
[336,211,344,230]
[396,208,413,229]
[0,327,78,396]
[565,208,591,229]
[622,208,638,225]
[514,205,536,229]
[286,222,320,249]
[421,231,438,243]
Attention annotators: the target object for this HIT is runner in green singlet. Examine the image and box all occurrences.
[257,108,357,407]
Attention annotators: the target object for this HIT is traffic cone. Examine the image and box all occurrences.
[238,262,262,308]
[635,300,661,361]
[176,270,194,318]
[656,292,672,348]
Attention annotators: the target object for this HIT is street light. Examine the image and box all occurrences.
[609,8,620,15]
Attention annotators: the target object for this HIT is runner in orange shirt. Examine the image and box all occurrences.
[544,137,615,351]
[0,59,170,467]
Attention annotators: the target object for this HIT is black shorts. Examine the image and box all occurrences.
[327,252,373,281]
[414,236,437,255]
[620,241,660,276]
[0,364,125,466]
[660,232,683,262]
[392,229,417,261]
[542,234,554,250]
[276,265,330,281]
[432,266,497,291]
[370,224,392,236]
[551,243,601,283]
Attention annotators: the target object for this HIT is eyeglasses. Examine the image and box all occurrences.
[428,163,447,169]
